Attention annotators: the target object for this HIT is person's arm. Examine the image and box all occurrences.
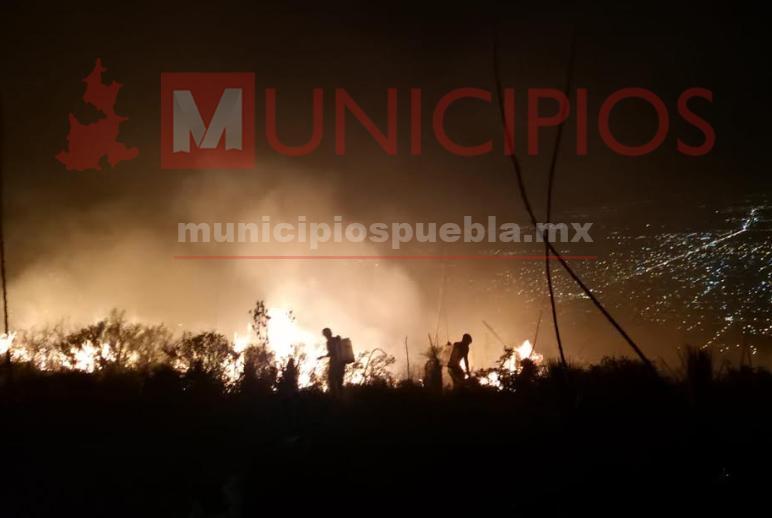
[318,341,332,360]
[464,353,471,377]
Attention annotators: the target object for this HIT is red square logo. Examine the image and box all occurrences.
[161,73,255,169]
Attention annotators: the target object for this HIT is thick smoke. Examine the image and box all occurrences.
[8,161,432,364]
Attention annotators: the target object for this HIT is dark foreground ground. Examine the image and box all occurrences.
[1,359,771,517]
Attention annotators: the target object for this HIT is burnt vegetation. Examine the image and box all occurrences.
[0,309,770,515]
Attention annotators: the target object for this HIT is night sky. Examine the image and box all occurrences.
[1,0,770,366]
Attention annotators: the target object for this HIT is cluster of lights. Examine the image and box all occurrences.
[491,203,770,354]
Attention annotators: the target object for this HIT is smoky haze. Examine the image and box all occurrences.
[1,0,769,368]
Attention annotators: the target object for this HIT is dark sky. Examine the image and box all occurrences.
[3,0,769,207]
[0,0,769,363]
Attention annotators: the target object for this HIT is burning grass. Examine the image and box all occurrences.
[0,302,404,393]
[1,301,548,394]
[1,317,771,514]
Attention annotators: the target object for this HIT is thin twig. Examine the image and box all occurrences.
[492,32,652,368]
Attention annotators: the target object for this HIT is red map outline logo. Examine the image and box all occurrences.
[56,58,139,171]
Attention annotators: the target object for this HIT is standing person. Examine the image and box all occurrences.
[319,327,345,395]
[447,333,472,389]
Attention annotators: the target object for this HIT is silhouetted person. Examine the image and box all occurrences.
[319,327,345,395]
[447,333,472,388]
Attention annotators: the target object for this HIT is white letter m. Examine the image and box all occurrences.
[173,88,243,152]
